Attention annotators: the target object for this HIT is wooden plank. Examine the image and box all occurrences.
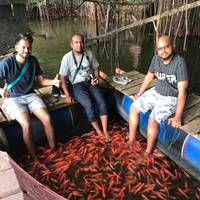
[37,86,52,95]
[122,80,155,96]
[37,86,67,110]
[42,95,66,111]
[0,109,8,124]
[106,70,141,87]
[184,93,200,110]
[124,70,140,77]
[0,86,68,126]
[0,98,12,123]
[182,102,200,124]
[0,99,8,124]
[181,117,200,135]
[115,76,144,92]
[193,134,200,140]
[123,84,141,96]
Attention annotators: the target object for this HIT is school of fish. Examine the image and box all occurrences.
[17,116,200,200]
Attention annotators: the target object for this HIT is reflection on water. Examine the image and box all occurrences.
[30,18,200,94]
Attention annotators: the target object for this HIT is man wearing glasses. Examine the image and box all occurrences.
[128,35,189,159]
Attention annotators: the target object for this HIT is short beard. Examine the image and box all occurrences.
[162,52,174,61]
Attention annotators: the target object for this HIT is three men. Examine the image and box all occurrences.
[0,34,60,160]
[59,34,110,141]
[128,35,189,157]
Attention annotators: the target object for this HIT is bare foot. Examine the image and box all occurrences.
[136,151,150,165]
[96,131,104,137]
[127,139,135,147]
[124,132,129,142]
[104,132,111,142]
[152,148,165,158]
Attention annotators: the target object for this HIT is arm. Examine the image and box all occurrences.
[168,80,189,128]
[37,74,60,87]
[60,75,74,104]
[134,72,155,99]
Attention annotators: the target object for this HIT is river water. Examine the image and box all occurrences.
[30,18,200,94]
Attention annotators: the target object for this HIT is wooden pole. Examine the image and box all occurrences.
[89,0,200,41]
[94,3,99,43]
[69,0,73,17]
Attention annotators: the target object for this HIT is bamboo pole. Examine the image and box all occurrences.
[183,0,188,51]
[89,0,200,41]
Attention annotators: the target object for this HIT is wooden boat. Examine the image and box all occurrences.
[108,70,200,181]
[0,83,116,199]
[0,84,116,157]
[1,69,200,198]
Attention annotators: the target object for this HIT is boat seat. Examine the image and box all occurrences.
[0,86,72,126]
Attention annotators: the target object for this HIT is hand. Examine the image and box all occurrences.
[65,95,74,104]
[91,78,99,86]
[168,116,182,128]
[53,74,61,88]
[133,93,140,101]
[0,83,9,97]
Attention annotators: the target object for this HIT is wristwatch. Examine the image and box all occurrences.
[136,92,141,97]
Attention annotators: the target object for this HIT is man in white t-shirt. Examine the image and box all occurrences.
[59,34,110,141]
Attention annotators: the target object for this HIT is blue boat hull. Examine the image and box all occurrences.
[115,91,200,181]
[0,88,116,157]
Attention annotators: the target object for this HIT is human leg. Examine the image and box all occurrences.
[33,108,56,150]
[128,88,157,145]
[16,112,38,160]
[72,82,103,135]
[128,105,140,145]
[145,117,159,154]
[88,85,109,138]
[3,96,38,160]
[100,115,111,141]
[27,93,56,150]
[91,121,104,136]
[146,94,177,154]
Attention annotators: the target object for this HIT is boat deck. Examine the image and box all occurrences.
[1,69,200,199]
[105,70,200,139]
[0,69,200,137]
[0,86,69,125]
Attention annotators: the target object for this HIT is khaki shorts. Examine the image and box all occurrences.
[3,93,46,120]
[132,87,177,123]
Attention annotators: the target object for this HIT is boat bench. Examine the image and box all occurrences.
[0,86,69,126]
[0,76,111,127]
[104,70,200,138]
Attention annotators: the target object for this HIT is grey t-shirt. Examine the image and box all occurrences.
[149,54,188,97]
[59,50,99,84]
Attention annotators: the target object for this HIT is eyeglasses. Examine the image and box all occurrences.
[157,44,171,52]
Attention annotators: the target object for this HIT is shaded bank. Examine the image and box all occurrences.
[27,0,200,38]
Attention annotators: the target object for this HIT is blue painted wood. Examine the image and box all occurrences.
[116,93,200,180]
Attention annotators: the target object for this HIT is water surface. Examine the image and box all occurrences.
[30,18,200,94]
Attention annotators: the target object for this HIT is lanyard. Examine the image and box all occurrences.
[71,51,84,83]
[7,60,29,90]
